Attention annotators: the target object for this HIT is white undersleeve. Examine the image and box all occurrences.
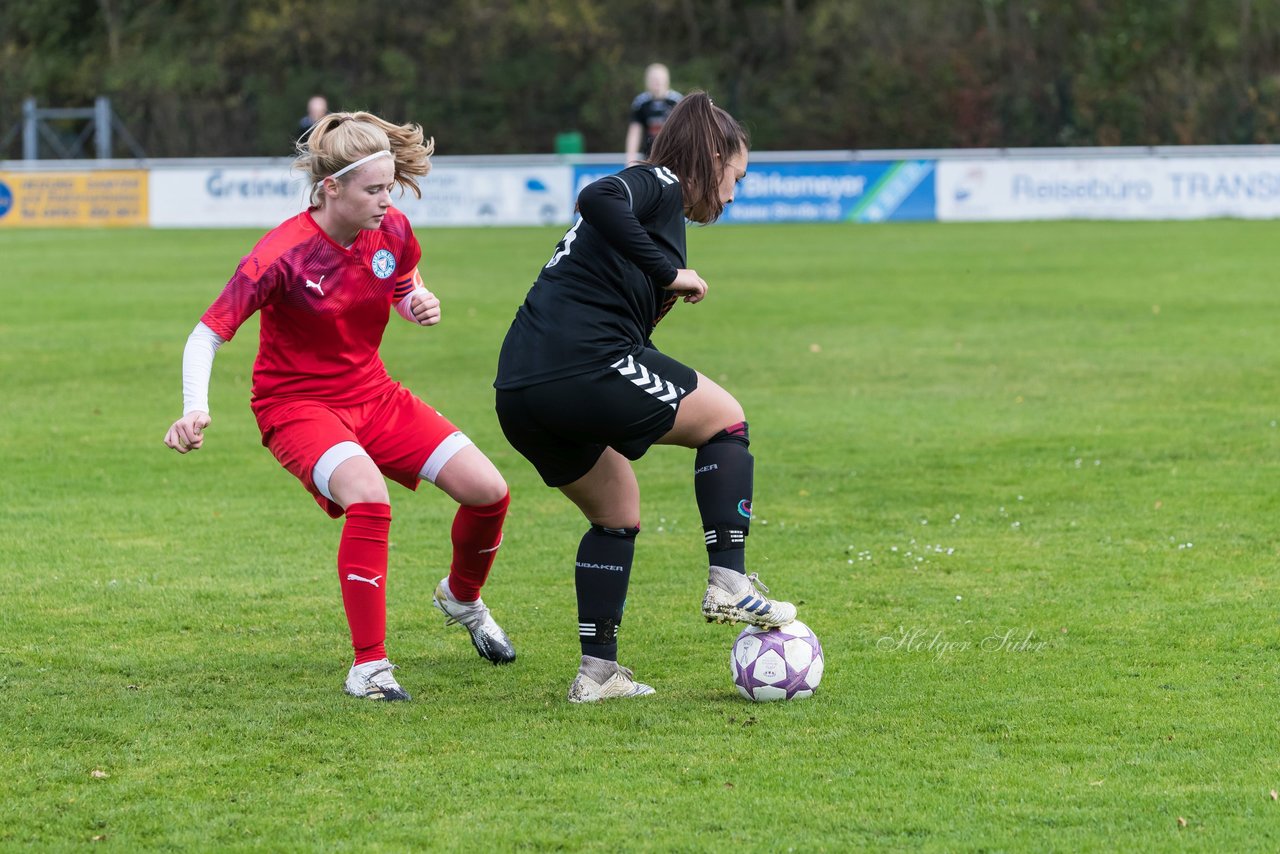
[395,287,431,323]
[182,322,226,415]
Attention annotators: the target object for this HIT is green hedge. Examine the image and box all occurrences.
[4,0,1279,157]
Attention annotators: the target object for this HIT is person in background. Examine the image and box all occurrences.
[625,64,682,165]
[299,95,329,136]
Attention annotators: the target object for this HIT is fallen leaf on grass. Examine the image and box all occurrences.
[1177,817,1187,828]
[1270,789,1278,801]
[724,782,735,789]
[91,835,106,843]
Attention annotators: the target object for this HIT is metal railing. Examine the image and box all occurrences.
[0,97,145,161]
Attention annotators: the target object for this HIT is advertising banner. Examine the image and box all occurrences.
[150,166,306,227]
[937,157,1280,221]
[572,161,936,223]
[0,170,148,227]
[19,151,1280,229]
[395,166,570,227]
[150,164,572,229]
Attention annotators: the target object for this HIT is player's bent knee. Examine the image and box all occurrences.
[317,443,388,506]
[590,523,641,540]
[457,470,508,508]
[579,484,640,530]
[701,420,750,450]
[699,383,745,427]
[337,470,390,505]
[671,382,745,448]
[468,457,508,505]
[428,438,509,506]
[345,485,390,506]
[584,508,641,530]
[473,473,509,507]
[722,399,747,426]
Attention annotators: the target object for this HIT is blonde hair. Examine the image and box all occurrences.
[295,111,434,206]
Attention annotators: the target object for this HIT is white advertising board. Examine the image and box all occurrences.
[149,164,572,228]
[395,165,570,226]
[937,157,1280,221]
[150,166,307,227]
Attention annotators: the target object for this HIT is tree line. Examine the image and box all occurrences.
[3,0,1278,158]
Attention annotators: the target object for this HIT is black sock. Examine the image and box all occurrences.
[575,524,639,661]
[695,422,752,574]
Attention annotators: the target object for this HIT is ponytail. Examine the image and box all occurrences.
[294,111,434,207]
[646,91,749,224]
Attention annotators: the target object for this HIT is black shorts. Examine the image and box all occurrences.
[495,347,699,487]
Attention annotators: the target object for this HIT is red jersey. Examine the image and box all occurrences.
[201,207,423,410]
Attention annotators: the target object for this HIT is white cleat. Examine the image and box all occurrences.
[701,565,797,627]
[433,577,516,664]
[567,657,655,704]
[344,658,411,701]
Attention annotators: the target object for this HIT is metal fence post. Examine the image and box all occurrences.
[23,97,38,160]
[94,96,113,159]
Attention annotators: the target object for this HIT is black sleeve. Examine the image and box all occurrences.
[577,174,679,286]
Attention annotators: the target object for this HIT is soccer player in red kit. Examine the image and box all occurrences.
[163,111,515,701]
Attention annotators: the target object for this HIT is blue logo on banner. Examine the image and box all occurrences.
[0,181,12,219]
[572,164,625,199]
[204,169,295,199]
[569,161,936,223]
[851,160,935,223]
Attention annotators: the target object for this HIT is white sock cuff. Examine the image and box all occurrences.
[313,441,371,501]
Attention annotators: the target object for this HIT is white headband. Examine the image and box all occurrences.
[328,149,392,180]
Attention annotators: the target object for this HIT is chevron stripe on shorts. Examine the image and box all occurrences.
[610,354,686,410]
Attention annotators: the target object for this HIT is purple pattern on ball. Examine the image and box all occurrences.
[731,620,824,701]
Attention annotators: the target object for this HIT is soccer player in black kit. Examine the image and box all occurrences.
[495,92,798,703]
[625,63,682,165]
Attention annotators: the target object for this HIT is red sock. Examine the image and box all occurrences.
[338,502,392,665]
[447,492,509,602]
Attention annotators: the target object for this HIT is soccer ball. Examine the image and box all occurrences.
[731,620,824,701]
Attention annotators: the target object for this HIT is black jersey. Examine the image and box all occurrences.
[495,165,687,390]
[631,90,683,155]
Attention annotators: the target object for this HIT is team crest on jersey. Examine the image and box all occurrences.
[371,249,396,279]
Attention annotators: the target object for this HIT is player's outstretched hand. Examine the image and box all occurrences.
[164,411,211,454]
[411,289,441,326]
[666,268,708,304]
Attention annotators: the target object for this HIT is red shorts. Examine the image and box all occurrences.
[254,383,461,517]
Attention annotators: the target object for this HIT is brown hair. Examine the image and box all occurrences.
[646,91,749,224]
[295,111,434,206]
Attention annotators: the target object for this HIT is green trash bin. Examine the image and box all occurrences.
[554,131,584,155]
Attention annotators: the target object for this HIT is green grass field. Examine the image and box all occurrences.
[2,219,1278,850]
